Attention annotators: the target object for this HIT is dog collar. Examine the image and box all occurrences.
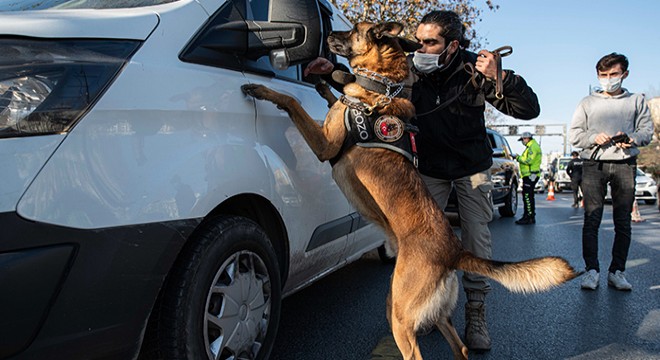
[332,68,411,100]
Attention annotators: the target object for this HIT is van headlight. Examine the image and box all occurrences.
[0,38,140,138]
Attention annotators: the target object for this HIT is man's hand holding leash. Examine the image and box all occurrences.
[476,49,506,82]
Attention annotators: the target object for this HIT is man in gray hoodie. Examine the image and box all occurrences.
[569,52,653,291]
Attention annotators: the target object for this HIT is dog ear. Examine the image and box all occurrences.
[397,37,422,52]
[372,22,404,39]
[371,22,420,52]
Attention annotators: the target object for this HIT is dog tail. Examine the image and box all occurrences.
[456,251,579,294]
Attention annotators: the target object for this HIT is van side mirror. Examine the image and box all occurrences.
[492,148,505,158]
[198,20,306,61]
[191,0,322,69]
[267,0,322,68]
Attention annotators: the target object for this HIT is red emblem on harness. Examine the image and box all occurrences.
[374,115,404,143]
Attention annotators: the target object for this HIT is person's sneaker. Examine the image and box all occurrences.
[571,203,579,208]
[580,269,599,290]
[608,270,632,291]
[464,302,491,351]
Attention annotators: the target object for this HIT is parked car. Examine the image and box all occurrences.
[517,170,546,194]
[605,168,658,204]
[446,128,520,218]
[0,1,386,359]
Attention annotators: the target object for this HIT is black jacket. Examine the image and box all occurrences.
[411,49,540,180]
[566,158,584,180]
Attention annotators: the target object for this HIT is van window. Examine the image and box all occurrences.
[181,0,300,81]
[0,0,178,10]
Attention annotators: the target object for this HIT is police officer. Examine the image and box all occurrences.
[516,132,542,224]
[566,150,584,207]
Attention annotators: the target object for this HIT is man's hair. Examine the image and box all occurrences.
[596,52,629,73]
[571,151,579,157]
[420,10,471,48]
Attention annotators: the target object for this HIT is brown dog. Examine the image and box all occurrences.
[242,22,577,360]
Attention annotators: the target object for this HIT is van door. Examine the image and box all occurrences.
[182,0,355,287]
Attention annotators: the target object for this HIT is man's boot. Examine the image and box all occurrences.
[464,300,491,351]
[515,215,535,225]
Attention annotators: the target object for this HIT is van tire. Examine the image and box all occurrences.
[142,215,281,360]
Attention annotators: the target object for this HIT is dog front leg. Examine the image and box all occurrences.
[241,84,344,162]
[315,81,338,107]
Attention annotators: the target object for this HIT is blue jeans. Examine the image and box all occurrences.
[581,159,636,273]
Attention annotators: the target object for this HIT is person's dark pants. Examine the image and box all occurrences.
[571,176,582,205]
[521,174,539,218]
[581,159,636,273]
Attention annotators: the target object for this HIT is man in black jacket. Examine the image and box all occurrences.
[566,151,584,207]
[303,11,540,352]
[410,10,540,352]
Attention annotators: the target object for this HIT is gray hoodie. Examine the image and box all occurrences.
[569,89,653,161]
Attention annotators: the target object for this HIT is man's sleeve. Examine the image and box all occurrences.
[532,143,542,162]
[486,70,540,120]
[569,100,596,149]
[517,147,530,165]
[630,95,654,146]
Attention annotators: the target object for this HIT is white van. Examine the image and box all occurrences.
[554,156,572,192]
[0,1,384,359]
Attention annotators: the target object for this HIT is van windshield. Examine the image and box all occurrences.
[0,0,178,10]
[557,158,570,171]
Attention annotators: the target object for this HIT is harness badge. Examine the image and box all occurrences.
[374,115,404,143]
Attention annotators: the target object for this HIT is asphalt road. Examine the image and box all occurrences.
[270,192,660,360]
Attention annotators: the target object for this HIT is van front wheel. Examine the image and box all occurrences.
[142,215,281,360]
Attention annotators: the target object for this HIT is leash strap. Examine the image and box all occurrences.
[415,45,513,118]
[490,46,512,100]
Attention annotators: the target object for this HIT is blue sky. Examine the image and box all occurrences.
[474,0,660,155]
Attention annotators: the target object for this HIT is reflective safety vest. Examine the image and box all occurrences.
[517,138,542,177]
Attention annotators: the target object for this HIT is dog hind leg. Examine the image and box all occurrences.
[390,312,422,360]
[390,261,426,360]
[436,317,468,360]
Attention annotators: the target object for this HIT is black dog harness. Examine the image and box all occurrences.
[329,95,419,167]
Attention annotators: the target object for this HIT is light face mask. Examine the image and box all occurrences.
[413,46,449,74]
[599,76,622,93]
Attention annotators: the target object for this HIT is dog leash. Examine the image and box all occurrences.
[463,45,512,99]
[490,46,512,99]
[414,45,513,117]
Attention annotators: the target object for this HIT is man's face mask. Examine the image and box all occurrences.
[599,76,622,93]
[412,46,449,74]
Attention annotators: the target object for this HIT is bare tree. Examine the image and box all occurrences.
[328,0,498,50]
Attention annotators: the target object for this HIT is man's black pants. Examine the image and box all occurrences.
[521,174,539,218]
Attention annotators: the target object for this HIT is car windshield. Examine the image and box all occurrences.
[0,0,178,10]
